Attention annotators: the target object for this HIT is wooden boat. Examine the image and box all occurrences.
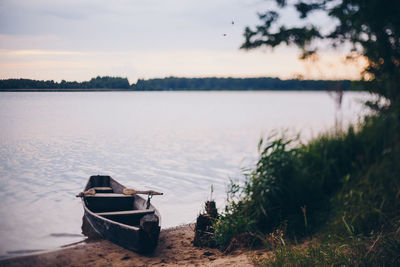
[77,175,162,253]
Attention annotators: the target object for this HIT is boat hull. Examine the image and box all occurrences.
[80,175,161,253]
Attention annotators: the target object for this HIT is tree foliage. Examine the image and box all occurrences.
[0,76,130,90]
[241,0,400,102]
[0,76,351,91]
[133,77,350,91]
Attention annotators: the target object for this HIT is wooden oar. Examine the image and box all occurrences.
[123,188,163,196]
[76,188,96,197]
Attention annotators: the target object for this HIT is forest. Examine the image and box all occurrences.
[0,76,130,90]
[0,76,352,91]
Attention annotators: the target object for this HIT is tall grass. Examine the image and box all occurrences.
[213,107,400,265]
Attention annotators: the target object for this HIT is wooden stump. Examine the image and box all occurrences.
[193,200,218,247]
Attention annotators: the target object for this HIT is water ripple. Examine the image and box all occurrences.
[0,91,372,257]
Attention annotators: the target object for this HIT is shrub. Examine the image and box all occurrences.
[214,107,400,258]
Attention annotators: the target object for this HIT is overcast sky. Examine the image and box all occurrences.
[0,0,364,83]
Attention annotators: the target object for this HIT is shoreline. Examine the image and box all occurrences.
[0,88,352,92]
[0,224,261,266]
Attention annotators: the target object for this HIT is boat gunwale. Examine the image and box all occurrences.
[82,175,161,232]
[82,202,141,231]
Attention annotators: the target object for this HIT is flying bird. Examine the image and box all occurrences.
[222,19,234,37]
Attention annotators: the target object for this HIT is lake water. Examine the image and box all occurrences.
[0,91,371,258]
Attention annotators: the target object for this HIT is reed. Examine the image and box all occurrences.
[213,105,400,265]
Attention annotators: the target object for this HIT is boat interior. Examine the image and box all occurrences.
[84,175,157,227]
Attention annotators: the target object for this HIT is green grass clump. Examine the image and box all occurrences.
[213,105,400,265]
[255,229,400,266]
[255,239,352,266]
[254,225,400,266]
[215,129,364,247]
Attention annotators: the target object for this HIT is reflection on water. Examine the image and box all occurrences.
[0,91,371,257]
[49,233,83,238]
[5,249,45,255]
[81,215,102,240]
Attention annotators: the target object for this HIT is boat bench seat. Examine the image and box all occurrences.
[85,194,135,212]
[87,193,133,197]
[95,209,155,216]
[96,209,157,227]
[92,187,113,193]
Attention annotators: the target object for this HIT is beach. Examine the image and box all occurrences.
[0,224,262,267]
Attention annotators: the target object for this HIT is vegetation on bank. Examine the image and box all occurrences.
[0,76,352,91]
[208,0,400,264]
[212,104,400,265]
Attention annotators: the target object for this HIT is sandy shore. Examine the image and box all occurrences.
[0,224,262,266]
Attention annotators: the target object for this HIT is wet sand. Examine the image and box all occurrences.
[0,224,262,266]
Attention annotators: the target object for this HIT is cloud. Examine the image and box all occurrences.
[0,49,85,56]
[0,0,266,51]
[0,48,365,82]
[0,1,362,81]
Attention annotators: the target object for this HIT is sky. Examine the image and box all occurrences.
[0,0,366,83]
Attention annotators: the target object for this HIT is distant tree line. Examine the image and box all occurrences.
[0,76,130,90]
[0,76,352,91]
[133,77,351,91]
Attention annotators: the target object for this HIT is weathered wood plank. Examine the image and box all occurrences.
[86,193,135,198]
[93,187,113,193]
[96,210,155,216]
[84,195,135,212]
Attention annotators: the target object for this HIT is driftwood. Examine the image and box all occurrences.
[123,188,163,196]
